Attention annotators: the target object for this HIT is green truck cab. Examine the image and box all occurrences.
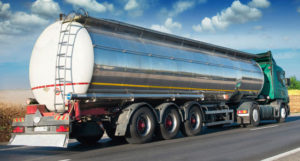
[255,51,289,103]
[237,51,290,126]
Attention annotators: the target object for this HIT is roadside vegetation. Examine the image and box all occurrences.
[0,102,26,142]
[288,76,300,90]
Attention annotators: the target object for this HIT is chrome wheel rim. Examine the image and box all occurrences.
[164,113,177,133]
[252,109,259,122]
[281,107,286,119]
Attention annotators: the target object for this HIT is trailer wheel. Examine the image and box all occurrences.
[74,122,104,145]
[250,105,260,127]
[125,107,156,144]
[158,107,181,140]
[181,105,202,136]
[103,123,125,142]
[276,105,287,123]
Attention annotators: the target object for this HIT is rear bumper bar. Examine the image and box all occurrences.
[9,133,69,148]
[9,105,71,148]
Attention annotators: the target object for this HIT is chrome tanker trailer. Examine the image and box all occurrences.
[9,12,290,147]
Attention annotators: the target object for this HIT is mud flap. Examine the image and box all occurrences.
[9,134,69,148]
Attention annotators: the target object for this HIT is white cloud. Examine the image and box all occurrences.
[201,17,215,32]
[192,24,202,32]
[124,0,138,11]
[165,18,182,29]
[103,2,114,12]
[0,12,48,35]
[297,7,300,13]
[31,0,61,18]
[0,1,50,36]
[248,0,270,8]
[151,18,182,34]
[193,0,270,32]
[65,0,113,13]
[169,1,195,17]
[166,0,207,17]
[0,1,11,19]
[123,0,148,17]
[11,12,48,27]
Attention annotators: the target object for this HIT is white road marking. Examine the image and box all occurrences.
[261,147,300,161]
[58,159,71,161]
[250,125,278,131]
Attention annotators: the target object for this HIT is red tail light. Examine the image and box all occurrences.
[237,110,248,114]
[56,125,69,132]
[13,126,24,133]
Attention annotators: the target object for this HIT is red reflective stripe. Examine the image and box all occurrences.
[31,82,89,90]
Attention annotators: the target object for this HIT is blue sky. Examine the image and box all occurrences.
[0,0,300,89]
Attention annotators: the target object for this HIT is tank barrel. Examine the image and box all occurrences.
[29,15,264,112]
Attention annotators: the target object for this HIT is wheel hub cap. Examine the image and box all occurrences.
[191,114,198,129]
[253,109,258,122]
[281,108,286,118]
[191,117,196,124]
[138,119,146,131]
[165,116,173,128]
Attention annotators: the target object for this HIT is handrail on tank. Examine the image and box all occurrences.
[60,8,88,24]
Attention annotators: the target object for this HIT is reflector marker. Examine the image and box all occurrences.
[13,118,25,122]
[54,115,69,120]
[31,82,89,90]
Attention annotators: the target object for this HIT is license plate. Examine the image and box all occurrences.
[34,126,49,132]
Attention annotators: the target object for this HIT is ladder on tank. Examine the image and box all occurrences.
[53,19,76,112]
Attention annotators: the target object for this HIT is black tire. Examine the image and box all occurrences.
[125,107,156,144]
[74,122,104,145]
[158,107,181,140]
[77,136,102,146]
[250,104,260,127]
[181,105,203,136]
[103,123,125,142]
[276,105,287,123]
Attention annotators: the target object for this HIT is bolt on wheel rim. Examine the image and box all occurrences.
[164,113,177,133]
[190,112,200,130]
[136,114,151,136]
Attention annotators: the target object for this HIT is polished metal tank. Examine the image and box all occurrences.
[75,16,264,102]
[30,15,264,112]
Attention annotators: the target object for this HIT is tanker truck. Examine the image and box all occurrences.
[9,12,290,147]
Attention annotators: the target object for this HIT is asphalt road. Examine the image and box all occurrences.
[1,115,300,161]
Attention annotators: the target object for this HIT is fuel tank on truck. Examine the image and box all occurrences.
[29,14,264,112]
